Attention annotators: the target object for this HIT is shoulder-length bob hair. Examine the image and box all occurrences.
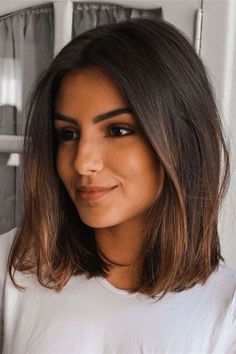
[8,18,229,299]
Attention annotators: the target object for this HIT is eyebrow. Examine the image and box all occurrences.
[54,107,132,125]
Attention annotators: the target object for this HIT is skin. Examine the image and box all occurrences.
[54,67,164,290]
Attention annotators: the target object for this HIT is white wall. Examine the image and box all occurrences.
[201,0,236,270]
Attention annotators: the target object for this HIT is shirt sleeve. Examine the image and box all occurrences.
[0,228,17,353]
[226,281,236,354]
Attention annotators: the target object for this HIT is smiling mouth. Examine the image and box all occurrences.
[78,186,118,201]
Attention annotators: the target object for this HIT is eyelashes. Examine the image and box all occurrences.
[56,129,79,142]
[55,125,135,143]
[108,126,135,137]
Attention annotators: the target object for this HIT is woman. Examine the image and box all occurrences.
[0,18,235,353]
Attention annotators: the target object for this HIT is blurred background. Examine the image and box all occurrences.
[0,0,235,270]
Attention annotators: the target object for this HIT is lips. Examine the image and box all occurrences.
[78,186,118,201]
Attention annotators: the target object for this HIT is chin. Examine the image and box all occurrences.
[78,211,122,229]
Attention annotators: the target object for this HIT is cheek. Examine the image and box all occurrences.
[56,151,64,178]
[110,145,143,173]
[113,144,163,199]
[116,145,160,181]
[56,150,72,188]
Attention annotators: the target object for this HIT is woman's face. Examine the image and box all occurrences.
[54,67,164,228]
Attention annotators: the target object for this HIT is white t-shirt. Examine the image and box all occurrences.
[0,228,236,354]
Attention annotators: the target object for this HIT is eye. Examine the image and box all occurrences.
[56,128,79,142]
[108,125,134,137]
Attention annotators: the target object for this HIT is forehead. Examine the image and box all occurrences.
[55,67,127,112]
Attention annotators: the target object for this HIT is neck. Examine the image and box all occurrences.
[94,219,145,290]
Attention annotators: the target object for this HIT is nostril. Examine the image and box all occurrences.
[72,140,104,176]
[73,160,104,176]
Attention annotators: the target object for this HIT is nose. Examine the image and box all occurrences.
[73,137,104,176]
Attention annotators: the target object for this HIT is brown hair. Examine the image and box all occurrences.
[8,18,230,299]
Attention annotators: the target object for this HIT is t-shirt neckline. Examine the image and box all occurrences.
[95,276,138,297]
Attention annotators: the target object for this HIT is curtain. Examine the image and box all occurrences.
[73,2,162,37]
[0,4,54,234]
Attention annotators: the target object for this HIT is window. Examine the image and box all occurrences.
[0,3,54,233]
